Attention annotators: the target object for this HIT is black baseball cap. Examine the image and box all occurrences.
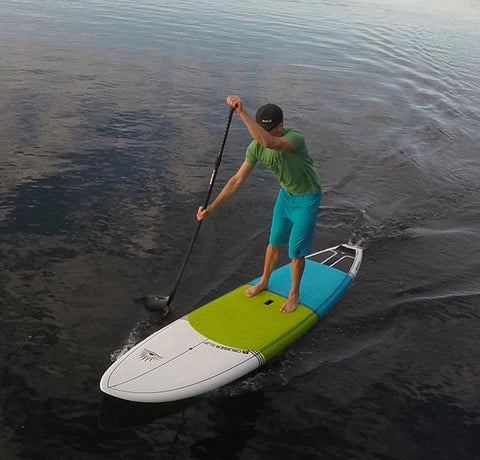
[255,103,283,131]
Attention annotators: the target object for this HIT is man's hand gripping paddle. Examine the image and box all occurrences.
[143,107,235,313]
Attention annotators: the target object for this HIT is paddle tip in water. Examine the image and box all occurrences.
[141,295,170,314]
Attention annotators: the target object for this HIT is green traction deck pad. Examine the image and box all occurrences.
[188,285,318,361]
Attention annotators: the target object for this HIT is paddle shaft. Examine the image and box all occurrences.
[166,107,235,306]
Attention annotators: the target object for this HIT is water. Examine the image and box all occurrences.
[1,0,479,458]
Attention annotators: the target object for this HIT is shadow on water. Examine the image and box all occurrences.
[98,391,266,460]
[98,394,197,431]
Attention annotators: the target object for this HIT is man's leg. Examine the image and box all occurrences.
[246,244,280,297]
[247,189,289,298]
[280,256,305,312]
[282,190,321,312]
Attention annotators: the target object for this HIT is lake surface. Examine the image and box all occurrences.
[1,0,479,458]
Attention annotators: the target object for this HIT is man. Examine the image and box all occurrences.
[197,95,322,312]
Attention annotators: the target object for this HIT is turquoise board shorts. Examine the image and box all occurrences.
[269,188,322,259]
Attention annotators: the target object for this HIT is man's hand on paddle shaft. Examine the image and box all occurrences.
[226,95,243,113]
[196,161,254,222]
[197,205,211,221]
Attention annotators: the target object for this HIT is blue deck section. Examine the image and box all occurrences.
[249,259,352,318]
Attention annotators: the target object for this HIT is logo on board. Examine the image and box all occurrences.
[139,348,163,362]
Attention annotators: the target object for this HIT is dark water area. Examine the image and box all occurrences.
[1,0,479,458]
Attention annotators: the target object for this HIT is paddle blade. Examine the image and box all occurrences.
[141,295,170,314]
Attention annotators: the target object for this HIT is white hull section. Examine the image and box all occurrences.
[100,318,262,403]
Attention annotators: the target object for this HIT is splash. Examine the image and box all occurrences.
[348,209,380,248]
[110,325,142,362]
[109,314,171,362]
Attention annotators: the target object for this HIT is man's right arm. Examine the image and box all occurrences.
[226,95,293,152]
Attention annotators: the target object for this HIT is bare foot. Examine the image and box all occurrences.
[280,294,298,313]
[246,281,267,297]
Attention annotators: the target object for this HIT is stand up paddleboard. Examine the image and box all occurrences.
[100,243,362,403]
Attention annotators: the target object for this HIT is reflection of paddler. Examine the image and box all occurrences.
[197,95,322,313]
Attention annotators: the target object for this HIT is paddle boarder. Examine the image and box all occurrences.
[197,95,322,312]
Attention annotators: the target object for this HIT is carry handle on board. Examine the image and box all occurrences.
[143,107,235,312]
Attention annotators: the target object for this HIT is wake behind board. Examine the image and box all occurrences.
[100,244,362,403]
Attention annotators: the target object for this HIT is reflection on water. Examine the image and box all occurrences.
[1,0,480,458]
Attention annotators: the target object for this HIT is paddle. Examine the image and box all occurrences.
[143,107,235,312]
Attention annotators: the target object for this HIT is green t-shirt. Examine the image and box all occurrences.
[245,127,321,195]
